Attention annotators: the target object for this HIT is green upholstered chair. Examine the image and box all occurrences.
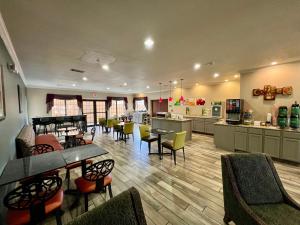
[113,119,122,139]
[221,153,300,225]
[139,125,158,154]
[105,119,115,133]
[123,122,134,143]
[161,131,186,165]
[66,187,147,225]
[98,118,106,132]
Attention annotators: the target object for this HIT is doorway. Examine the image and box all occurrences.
[82,100,106,126]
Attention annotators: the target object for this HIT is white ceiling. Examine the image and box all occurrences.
[1,0,300,93]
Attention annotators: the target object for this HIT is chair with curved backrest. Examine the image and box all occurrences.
[105,119,115,133]
[221,153,300,225]
[65,140,93,190]
[113,119,122,139]
[123,122,134,143]
[98,118,106,132]
[75,159,115,212]
[139,124,158,154]
[4,176,64,225]
[162,131,186,165]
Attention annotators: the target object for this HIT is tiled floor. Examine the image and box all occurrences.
[44,126,300,225]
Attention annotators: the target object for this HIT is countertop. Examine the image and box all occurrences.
[214,121,300,133]
[184,115,220,119]
[151,117,192,122]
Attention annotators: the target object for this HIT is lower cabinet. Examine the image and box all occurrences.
[264,136,281,158]
[248,134,263,153]
[282,138,300,162]
[234,132,248,151]
[193,120,205,132]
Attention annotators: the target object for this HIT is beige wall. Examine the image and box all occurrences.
[136,80,240,116]
[240,62,300,121]
[27,88,134,120]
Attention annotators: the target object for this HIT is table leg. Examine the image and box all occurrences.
[158,134,162,160]
[81,160,87,176]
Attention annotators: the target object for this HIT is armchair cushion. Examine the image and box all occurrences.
[229,153,283,205]
[162,141,173,150]
[35,134,64,151]
[66,187,147,225]
[250,203,300,225]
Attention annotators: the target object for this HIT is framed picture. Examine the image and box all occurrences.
[17,84,22,113]
[0,65,6,121]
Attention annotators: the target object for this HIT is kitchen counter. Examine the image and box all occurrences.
[151,117,192,141]
[214,122,300,163]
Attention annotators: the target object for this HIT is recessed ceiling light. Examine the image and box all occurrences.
[234,74,239,78]
[72,84,76,87]
[146,85,150,89]
[214,73,219,78]
[82,77,87,81]
[225,80,229,82]
[123,82,127,86]
[102,64,109,71]
[196,83,199,86]
[144,37,154,49]
[194,63,201,70]
[106,87,110,90]
[174,86,177,89]
[128,89,132,91]
[271,61,278,65]
[173,80,178,85]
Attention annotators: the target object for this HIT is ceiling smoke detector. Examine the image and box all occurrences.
[81,51,115,66]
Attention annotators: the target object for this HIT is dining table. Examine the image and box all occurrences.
[151,128,174,160]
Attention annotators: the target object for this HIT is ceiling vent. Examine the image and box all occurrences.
[70,68,85,73]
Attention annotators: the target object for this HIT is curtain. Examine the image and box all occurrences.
[133,97,148,110]
[106,96,128,110]
[46,94,83,113]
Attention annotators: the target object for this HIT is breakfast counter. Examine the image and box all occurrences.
[214,121,300,163]
[151,117,192,141]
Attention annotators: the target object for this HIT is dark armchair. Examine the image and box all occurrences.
[66,187,147,225]
[221,153,300,225]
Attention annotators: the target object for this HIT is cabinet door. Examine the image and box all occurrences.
[248,134,263,153]
[214,125,235,151]
[204,124,214,134]
[193,120,205,132]
[234,132,247,151]
[264,136,280,158]
[282,138,300,163]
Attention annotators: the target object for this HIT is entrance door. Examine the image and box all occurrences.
[83,100,106,126]
[151,99,168,116]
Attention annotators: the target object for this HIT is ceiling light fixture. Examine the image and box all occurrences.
[179,78,184,105]
[123,82,127,86]
[196,83,199,86]
[225,80,229,82]
[194,63,201,70]
[168,81,173,102]
[102,64,110,71]
[173,80,178,85]
[214,73,219,78]
[146,85,150,89]
[271,61,278,65]
[144,37,154,49]
[159,82,163,103]
[72,84,76,87]
[106,87,110,90]
[234,74,239,78]
[82,77,88,81]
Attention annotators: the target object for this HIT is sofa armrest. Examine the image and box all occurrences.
[66,187,147,225]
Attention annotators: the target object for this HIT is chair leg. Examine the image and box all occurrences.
[223,214,231,224]
[132,133,134,141]
[173,151,176,165]
[84,193,89,212]
[108,184,113,198]
[66,169,70,190]
[55,209,62,225]
[140,141,142,150]
[183,147,185,160]
[148,142,151,154]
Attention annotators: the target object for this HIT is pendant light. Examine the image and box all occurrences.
[168,81,173,102]
[179,78,184,104]
[159,82,163,103]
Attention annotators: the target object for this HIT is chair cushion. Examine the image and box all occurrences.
[65,159,93,170]
[85,139,93,144]
[229,153,283,205]
[250,203,300,225]
[6,188,63,225]
[35,134,64,151]
[75,174,112,193]
[142,136,158,142]
[162,141,173,150]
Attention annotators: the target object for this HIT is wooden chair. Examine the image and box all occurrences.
[4,176,64,225]
[162,131,186,165]
[139,124,158,154]
[123,122,134,143]
[75,159,115,212]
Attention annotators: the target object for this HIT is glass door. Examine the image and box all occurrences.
[83,100,107,126]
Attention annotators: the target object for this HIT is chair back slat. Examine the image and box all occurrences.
[84,159,115,182]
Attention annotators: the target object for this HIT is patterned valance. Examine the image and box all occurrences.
[133,97,148,110]
[46,94,83,113]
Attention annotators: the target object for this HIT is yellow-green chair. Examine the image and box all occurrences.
[161,131,187,165]
[105,119,115,133]
[98,118,106,132]
[113,119,122,139]
[123,122,134,143]
[139,125,158,154]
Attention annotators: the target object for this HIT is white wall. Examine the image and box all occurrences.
[27,88,134,120]
[240,62,300,121]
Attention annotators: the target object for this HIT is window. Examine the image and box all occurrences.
[135,100,146,111]
[52,99,80,116]
[82,100,106,126]
[109,100,125,118]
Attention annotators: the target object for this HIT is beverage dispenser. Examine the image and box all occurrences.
[290,101,300,129]
[226,99,244,124]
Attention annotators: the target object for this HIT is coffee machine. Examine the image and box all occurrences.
[226,99,244,124]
